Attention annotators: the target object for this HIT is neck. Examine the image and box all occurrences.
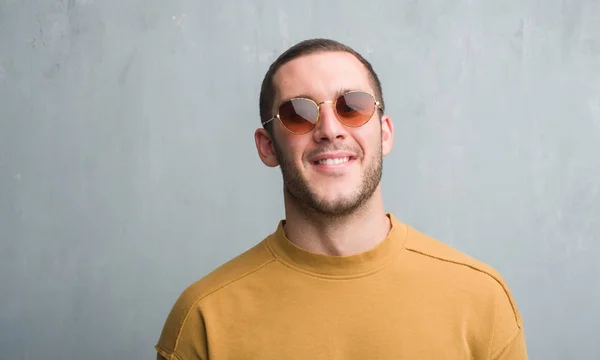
[282,187,391,256]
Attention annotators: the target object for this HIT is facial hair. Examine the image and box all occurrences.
[273,136,383,218]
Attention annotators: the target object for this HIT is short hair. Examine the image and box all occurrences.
[258,38,385,133]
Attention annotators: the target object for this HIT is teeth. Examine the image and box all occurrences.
[317,157,350,165]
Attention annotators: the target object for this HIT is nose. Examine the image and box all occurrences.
[312,101,347,142]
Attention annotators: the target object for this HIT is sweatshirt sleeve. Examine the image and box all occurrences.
[488,279,528,360]
[492,328,528,360]
[155,290,209,360]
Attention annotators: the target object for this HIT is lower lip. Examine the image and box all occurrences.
[312,159,355,171]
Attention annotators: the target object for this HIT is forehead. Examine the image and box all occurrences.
[273,51,373,103]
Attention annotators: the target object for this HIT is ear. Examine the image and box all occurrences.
[380,114,394,157]
[254,128,280,167]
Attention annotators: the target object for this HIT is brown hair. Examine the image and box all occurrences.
[258,38,385,133]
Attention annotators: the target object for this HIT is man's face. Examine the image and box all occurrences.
[263,51,393,216]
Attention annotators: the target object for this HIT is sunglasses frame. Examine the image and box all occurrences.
[262,91,384,135]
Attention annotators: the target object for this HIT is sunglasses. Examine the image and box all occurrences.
[262,91,383,135]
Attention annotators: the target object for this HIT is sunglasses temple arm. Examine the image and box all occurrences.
[262,117,275,126]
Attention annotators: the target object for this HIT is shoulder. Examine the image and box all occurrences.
[155,237,276,359]
[403,224,523,327]
[176,239,276,307]
[404,225,504,282]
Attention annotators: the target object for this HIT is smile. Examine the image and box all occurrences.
[315,157,350,166]
[313,156,352,166]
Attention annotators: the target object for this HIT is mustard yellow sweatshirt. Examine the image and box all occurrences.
[156,214,527,359]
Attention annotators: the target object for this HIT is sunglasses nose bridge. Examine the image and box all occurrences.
[316,100,334,106]
[314,100,336,118]
[314,99,338,122]
[315,100,334,113]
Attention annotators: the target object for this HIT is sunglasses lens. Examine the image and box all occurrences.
[278,99,318,133]
[336,92,376,126]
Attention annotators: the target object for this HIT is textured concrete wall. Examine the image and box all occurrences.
[1,1,599,359]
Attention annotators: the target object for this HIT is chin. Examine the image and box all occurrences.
[307,192,367,216]
[312,200,364,217]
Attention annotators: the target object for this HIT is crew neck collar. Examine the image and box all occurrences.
[266,213,407,278]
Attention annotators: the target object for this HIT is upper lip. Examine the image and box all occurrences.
[310,152,356,163]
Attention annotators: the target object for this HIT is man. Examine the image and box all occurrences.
[155,39,528,359]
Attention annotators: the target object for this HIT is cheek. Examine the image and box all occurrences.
[354,130,380,158]
[277,134,308,165]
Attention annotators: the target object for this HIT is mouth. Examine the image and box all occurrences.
[311,155,357,170]
[313,157,352,166]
